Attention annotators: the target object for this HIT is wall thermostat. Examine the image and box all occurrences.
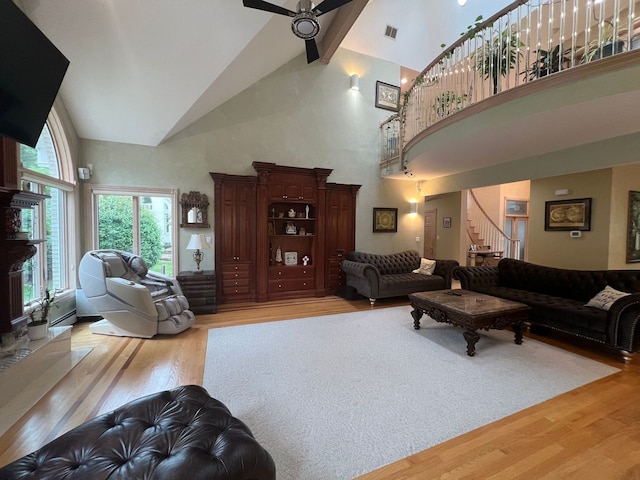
[570,231,581,238]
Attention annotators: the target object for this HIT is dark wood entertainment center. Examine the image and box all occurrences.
[211,162,359,304]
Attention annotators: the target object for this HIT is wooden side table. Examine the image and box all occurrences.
[177,270,216,314]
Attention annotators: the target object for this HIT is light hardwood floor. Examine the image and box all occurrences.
[1,296,639,479]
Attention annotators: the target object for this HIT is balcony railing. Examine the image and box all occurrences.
[380,0,640,175]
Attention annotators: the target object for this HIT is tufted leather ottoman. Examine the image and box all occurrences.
[0,385,275,480]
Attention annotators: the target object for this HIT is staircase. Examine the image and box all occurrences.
[466,189,521,262]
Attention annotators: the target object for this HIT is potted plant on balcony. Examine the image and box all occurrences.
[27,288,56,340]
[525,44,575,80]
[580,20,624,63]
[474,26,524,94]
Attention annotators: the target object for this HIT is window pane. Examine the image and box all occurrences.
[19,125,60,179]
[517,219,527,260]
[44,185,65,291]
[139,196,173,276]
[94,191,175,276]
[97,195,134,252]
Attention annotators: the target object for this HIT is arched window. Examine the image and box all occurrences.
[19,110,76,306]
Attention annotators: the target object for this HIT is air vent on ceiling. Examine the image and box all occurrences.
[384,25,398,40]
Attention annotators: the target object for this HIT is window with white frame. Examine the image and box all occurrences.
[20,123,74,303]
[87,186,178,276]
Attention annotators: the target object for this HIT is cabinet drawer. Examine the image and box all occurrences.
[222,283,251,295]
[222,277,250,295]
[223,276,250,287]
[269,266,315,280]
[221,263,250,274]
[179,274,215,283]
[269,278,315,292]
[182,284,215,296]
[188,296,215,306]
[222,271,250,283]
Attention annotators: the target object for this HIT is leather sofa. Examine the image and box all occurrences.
[341,250,459,305]
[453,258,640,361]
[0,385,276,480]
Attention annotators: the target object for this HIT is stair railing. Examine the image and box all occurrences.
[467,189,521,259]
[381,0,640,175]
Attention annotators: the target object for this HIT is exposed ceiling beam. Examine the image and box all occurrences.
[319,0,369,64]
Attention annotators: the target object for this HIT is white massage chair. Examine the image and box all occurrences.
[78,250,195,338]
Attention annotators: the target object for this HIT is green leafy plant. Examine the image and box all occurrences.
[525,45,574,80]
[474,27,524,94]
[97,195,164,268]
[28,288,56,326]
[580,20,623,63]
[462,15,484,38]
[433,91,468,119]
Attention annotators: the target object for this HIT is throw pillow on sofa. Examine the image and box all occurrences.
[585,285,631,311]
[413,258,436,275]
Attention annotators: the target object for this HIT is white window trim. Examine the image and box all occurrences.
[84,185,179,271]
[19,110,78,298]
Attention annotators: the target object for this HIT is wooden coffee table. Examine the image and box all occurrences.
[409,290,530,356]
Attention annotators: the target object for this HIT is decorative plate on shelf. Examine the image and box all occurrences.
[284,252,298,266]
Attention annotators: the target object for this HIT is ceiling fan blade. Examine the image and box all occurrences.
[305,39,320,63]
[242,0,296,17]
[312,0,353,16]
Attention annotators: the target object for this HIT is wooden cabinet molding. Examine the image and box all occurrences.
[210,164,359,304]
[209,173,257,304]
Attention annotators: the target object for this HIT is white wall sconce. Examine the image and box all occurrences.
[555,188,570,196]
[78,167,91,180]
[350,73,359,91]
[409,202,418,215]
[186,233,210,274]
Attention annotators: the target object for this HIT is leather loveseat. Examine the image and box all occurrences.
[0,385,275,480]
[341,250,459,305]
[453,258,640,361]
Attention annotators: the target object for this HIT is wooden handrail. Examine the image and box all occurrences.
[418,0,528,79]
[468,189,516,243]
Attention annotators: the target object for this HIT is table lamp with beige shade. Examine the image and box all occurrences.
[186,234,210,274]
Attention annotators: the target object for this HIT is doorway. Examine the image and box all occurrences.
[505,216,528,260]
[423,209,437,258]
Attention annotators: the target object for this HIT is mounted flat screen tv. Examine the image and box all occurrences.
[0,0,69,148]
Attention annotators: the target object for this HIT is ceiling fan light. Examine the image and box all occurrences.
[291,12,320,39]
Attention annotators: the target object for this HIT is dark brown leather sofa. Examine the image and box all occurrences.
[0,385,275,480]
[341,250,459,305]
[453,258,640,361]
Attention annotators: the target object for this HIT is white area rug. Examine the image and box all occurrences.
[203,306,619,480]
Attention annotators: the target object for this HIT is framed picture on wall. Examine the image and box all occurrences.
[443,217,452,228]
[627,191,640,263]
[373,207,398,232]
[544,198,592,231]
[375,81,400,112]
[505,199,529,216]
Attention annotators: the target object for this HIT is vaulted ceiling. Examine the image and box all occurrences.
[19,0,511,147]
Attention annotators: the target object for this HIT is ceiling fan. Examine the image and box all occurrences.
[242,0,354,63]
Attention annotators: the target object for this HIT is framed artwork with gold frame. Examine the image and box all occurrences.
[373,207,398,233]
[544,198,591,231]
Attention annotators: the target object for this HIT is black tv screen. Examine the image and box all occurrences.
[0,0,69,148]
